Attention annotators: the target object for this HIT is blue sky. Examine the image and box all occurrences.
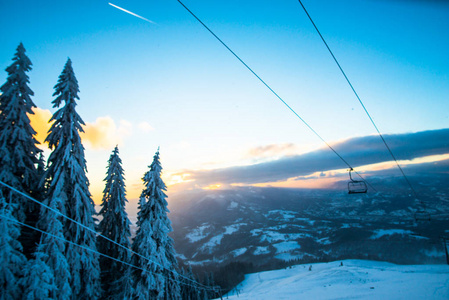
[1,0,448,202]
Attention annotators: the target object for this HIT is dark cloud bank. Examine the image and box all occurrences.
[188,128,449,186]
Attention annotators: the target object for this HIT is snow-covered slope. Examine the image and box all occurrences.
[169,184,449,267]
[222,260,449,300]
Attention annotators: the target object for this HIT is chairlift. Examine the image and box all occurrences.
[414,209,431,222]
[348,168,367,194]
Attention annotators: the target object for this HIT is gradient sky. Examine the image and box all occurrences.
[1,0,448,203]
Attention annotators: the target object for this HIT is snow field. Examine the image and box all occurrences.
[222,260,449,300]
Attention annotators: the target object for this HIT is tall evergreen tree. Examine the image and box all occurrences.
[180,266,201,300]
[0,191,26,300]
[0,43,42,223]
[131,150,181,300]
[97,146,132,299]
[19,244,56,300]
[36,196,71,300]
[44,58,100,299]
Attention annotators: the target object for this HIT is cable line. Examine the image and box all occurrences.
[0,180,215,291]
[175,0,375,183]
[1,214,146,274]
[0,213,219,292]
[296,0,419,199]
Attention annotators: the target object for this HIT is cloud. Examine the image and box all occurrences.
[180,128,449,187]
[246,143,299,159]
[118,120,133,136]
[138,121,154,133]
[29,107,53,146]
[28,107,132,150]
[81,117,132,150]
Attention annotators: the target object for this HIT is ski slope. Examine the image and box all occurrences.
[223,260,449,299]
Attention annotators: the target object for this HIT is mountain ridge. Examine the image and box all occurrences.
[168,173,449,268]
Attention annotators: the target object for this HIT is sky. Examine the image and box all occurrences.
[1,0,449,204]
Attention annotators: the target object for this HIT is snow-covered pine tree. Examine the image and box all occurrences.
[97,146,132,299]
[44,58,101,299]
[180,267,189,300]
[19,244,56,300]
[135,193,146,228]
[0,190,26,300]
[180,265,201,300]
[0,43,42,222]
[131,149,181,300]
[36,195,71,300]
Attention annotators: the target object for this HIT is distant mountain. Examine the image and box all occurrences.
[222,259,449,299]
[168,173,449,268]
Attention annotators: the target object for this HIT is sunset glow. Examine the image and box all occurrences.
[4,0,448,204]
[28,107,52,146]
[203,184,222,190]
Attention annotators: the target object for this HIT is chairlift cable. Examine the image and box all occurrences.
[0,213,220,292]
[0,180,216,291]
[176,0,374,185]
[296,0,419,199]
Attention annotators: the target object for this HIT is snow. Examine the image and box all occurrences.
[341,223,362,229]
[231,247,248,257]
[273,241,301,254]
[176,253,187,260]
[295,217,315,225]
[251,229,310,243]
[253,246,270,255]
[228,201,239,210]
[221,260,449,300]
[200,234,224,253]
[370,229,414,239]
[316,237,332,245]
[275,253,305,261]
[422,249,444,258]
[223,223,246,235]
[250,229,285,242]
[265,210,296,220]
[186,224,211,243]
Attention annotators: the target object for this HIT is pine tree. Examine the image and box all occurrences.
[180,265,201,300]
[180,267,189,300]
[44,58,100,299]
[0,190,26,300]
[97,146,132,299]
[37,196,71,300]
[0,43,42,222]
[19,245,56,300]
[131,150,181,300]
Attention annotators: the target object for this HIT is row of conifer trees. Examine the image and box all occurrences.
[0,43,218,299]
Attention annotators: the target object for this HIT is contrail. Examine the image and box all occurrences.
[108,2,157,25]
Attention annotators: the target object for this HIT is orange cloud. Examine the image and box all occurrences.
[28,108,132,151]
[81,117,132,150]
[355,154,449,173]
[28,107,53,146]
[248,173,343,190]
[165,173,193,186]
[202,183,222,190]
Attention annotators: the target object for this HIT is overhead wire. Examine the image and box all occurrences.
[0,180,218,292]
[176,0,376,191]
[0,213,220,292]
[296,0,419,199]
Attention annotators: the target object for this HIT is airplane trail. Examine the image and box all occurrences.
[108,2,157,25]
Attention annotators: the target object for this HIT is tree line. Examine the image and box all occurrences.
[0,43,219,300]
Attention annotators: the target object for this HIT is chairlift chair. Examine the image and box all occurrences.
[348,168,367,194]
